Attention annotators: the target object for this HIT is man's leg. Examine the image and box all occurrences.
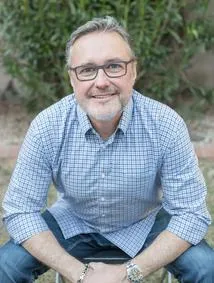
[143,208,214,282]
[0,240,48,283]
[0,210,104,283]
[166,239,214,282]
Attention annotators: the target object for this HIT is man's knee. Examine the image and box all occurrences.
[0,242,20,280]
[172,240,214,280]
[197,243,214,277]
[0,244,8,268]
[0,240,44,282]
[0,241,18,267]
[192,249,214,277]
[187,240,214,271]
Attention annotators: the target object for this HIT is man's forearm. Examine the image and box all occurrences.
[132,230,191,277]
[22,230,84,282]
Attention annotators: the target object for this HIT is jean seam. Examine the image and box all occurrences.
[66,237,94,254]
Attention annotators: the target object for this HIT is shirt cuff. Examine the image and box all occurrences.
[166,213,210,245]
[3,212,49,244]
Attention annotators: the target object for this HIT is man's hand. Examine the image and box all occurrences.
[84,262,129,283]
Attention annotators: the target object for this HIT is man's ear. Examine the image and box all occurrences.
[68,70,74,88]
[132,61,137,84]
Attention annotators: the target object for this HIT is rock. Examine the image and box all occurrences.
[0,60,12,99]
[184,51,214,89]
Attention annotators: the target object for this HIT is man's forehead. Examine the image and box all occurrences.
[69,31,132,65]
[75,57,128,67]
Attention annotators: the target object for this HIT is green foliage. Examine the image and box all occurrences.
[0,0,214,111]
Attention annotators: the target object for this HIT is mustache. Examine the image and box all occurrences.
[90,87,118,96]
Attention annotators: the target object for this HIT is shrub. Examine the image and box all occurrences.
[0,0,213,111]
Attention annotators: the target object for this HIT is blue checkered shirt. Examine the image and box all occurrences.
[3,90,211,257]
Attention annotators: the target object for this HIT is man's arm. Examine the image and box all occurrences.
[160,115,211,245]
[132,230,190,277]
[3,115,86,281]
[3,117,53,244]
[129,112,209,277]
[129,113,209,276]
[82,230,190,283]
[22,230,85,282]
[21,227,189,283]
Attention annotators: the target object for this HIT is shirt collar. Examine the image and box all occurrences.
[77,104,92,135]
[118,97,133,134]
[76,95,134,136]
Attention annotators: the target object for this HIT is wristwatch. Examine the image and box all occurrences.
[126,260,144,283]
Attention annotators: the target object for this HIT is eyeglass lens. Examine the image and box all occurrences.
[76,62,127,80]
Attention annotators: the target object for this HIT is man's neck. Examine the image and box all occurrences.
[89,114,122,140]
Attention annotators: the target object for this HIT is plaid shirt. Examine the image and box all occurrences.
[3,90,211,257]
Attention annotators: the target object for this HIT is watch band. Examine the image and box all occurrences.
[126,260,144,283]
[77,263,90,283]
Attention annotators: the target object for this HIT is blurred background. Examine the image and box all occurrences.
[0,1,214,282]
[0,0,214,110]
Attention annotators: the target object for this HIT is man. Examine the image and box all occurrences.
[0,16,214,283]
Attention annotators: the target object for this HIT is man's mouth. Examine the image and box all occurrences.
[92,93,116,99]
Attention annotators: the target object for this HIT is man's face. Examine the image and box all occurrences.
[68,31,136,122]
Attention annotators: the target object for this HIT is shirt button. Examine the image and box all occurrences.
[102,214,105,217]
[101,197,105,201]
[101,173,105,178]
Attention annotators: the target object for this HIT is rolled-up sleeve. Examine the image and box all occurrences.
[2,118,52,244]
[160,116,211,244]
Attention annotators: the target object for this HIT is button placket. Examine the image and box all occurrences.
[98,142,112,224]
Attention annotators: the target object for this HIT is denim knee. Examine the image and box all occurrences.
[0,242,25,282]
[0,240,45,283]
[189,241,214,279]
[168,240,214,282]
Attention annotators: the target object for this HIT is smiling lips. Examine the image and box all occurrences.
[92,93,116,100]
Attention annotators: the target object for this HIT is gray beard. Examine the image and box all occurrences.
[88,111,121,121]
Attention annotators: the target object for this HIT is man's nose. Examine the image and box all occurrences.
[94,69,110,88]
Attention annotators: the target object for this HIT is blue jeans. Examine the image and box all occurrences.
[0,209,214,282]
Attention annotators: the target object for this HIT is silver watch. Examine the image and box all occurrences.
[126,260,144,283]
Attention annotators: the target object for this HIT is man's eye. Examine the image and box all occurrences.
[106,63,123,71]
[78,66,96,75]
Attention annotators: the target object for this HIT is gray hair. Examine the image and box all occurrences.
[65,16,135,67]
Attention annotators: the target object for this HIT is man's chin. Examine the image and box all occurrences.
[88,109,122,122]
[89,113,118,121]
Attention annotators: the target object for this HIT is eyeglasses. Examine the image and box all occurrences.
[68,59,135,81]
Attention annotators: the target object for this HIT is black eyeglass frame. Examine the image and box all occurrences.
[68,58,135,81]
